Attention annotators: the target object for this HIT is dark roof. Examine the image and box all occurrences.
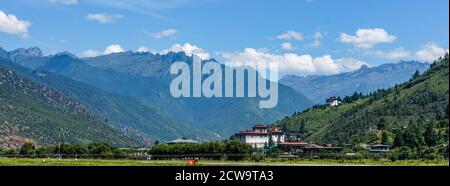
[167,138,199,144]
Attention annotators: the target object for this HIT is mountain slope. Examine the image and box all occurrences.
[0,56,215,143]
[0,47,46,69]
[280,61,430,103]
[275,54,449,148]
[38,52,313,138]
[0,60,139,149]
[31,71,217,142]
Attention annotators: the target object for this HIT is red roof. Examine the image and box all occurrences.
[237,131,271,135]
[277,142,308,145]
[236,130,285,135]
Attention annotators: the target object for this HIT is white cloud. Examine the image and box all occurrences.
[104,44,125,54]
[80,44,125,57]
[367,47,411,60]
[281,42,293,50]
[80,49,101,58]
[161,43,210,60]
[414,43,447,62]
[0,10,31,37]
[335,58,370,71]
[152,29,177,39]
[137,46,153,53]
[86,13,123,24]
[276,30,303,41]
[309,32,323,47]
[49,0,78,5]
[220,48,368,74]
[340,28,396,48]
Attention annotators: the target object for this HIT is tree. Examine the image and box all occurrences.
[224,140,253,154]
[154,140,160,145]
[412,70,420,80]
[88,142,112,154]
[58,144,86,155]
[403,121,425,148]
[424,122,437,146]
[20,143,35,155]
[381,131,389,145]
[393,130,404,147]
[299,119,306,135]
[377,118,386,130]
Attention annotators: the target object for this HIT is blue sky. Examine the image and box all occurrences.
[0,0,448,76]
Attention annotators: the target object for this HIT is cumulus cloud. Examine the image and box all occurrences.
[309,32,323,48]
[0,10,31,37]
[281,42,293,50]
[49,0,78,5]
[220,48,368,74]
[104,44,124,54]
[152,29,177,39]
[367,47,411,60]
[340,28,396,48]
[161,43,210,60]
[414,43,447,62]
[80,44,125,57]
[86,13,123,24]
[276,30,303,41]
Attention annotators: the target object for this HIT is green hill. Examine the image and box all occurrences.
[0,64,139,149]
[275,54,449,151]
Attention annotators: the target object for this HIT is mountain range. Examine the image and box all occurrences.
[0,47,313,143]
[0,46,439,148]
[280,61,430,103]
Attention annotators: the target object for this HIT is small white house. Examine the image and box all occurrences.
[326,96,341,106]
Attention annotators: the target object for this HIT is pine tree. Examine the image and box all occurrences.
[412,70,420,80]
[381,131,389,145]
[424,121,437,146]
[393,130,404,147]
[299,119,305,135]
[377,118,386,130]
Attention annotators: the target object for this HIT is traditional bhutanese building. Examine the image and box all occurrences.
[233,124,285,148]
[326,96,341,106]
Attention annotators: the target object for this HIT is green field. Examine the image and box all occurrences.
[0,158,447,166]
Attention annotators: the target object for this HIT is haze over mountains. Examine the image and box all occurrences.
[0,46,434,147]
[280,61,430,103]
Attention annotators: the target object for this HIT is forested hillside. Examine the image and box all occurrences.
[0,63,139,149]
[275,54,449,153]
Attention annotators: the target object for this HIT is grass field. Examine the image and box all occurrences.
[0,158,448,166]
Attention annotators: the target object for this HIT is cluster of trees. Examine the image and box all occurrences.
[150,141,253,155]
[0,142,132,157]
[0,140,254,159]
[393,119,448,151]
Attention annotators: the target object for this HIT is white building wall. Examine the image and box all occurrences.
[234,133,286,148]
[271,134,285,143]
[245,135,269,148]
